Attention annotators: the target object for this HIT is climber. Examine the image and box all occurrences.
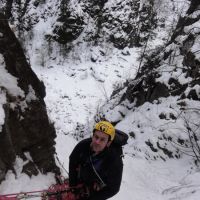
[68,121,123,200]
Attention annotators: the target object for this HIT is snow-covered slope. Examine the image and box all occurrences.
[1,0,200,200]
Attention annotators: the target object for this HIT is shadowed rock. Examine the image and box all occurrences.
[0,13,60,182]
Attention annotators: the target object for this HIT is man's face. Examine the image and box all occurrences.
[91,130,111,154]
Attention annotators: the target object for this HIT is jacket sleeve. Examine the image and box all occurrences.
[69,142,82,187]
[89,156,123,200]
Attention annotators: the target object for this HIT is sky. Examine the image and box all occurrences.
[1,0,200,199]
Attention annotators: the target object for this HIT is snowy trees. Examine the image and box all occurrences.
[183,113,200,164]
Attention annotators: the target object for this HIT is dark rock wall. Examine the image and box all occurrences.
[0,13,60,182]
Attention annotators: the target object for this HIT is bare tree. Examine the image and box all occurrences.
[170,109,200,165]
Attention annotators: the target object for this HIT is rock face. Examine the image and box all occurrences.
[104,0,200,117]
[117,0,200,107]
[0,13,60,182]
[0,0,158,49]
[47,0,157,48]
[98,0,200,161]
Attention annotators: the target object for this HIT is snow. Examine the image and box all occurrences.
[1,0,200,200]
[0,158,55,196]
[1,57,200,199]
[0,54,24,98]
[0,54,25,131]
[0,90,6,132]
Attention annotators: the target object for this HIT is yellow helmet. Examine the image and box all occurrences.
[94,121,115,141]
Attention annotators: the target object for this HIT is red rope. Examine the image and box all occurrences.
[0,189,47,200]
[0,183,82,200]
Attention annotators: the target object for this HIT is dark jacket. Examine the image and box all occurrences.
[69,138,123,200]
